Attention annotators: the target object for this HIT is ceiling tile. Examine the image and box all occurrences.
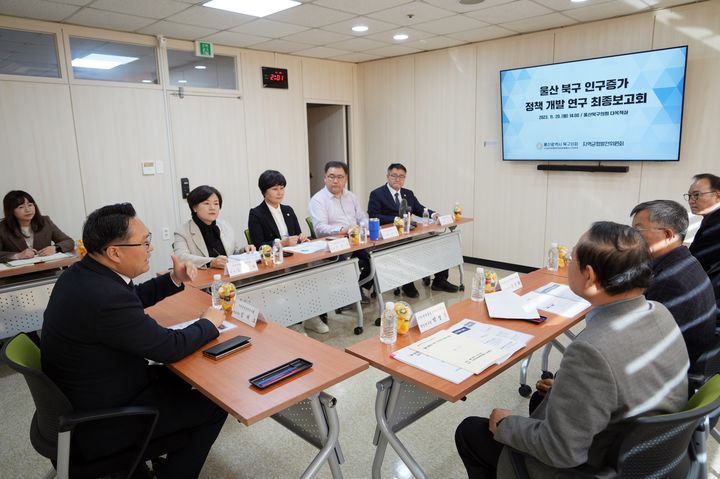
[293,45,350,59]
[405,35,467,50]
[366,1,455,26]
[423,0,515,13]
[250,38,314,54]
[65,7,156,31]
[313,0,412,16]
[265,4,354,28]
[325,37,389,52]
[414,14,488,35]
[165,5,254,30]
[320,16,400,36]
[533,0,616,11]
[366,27,434,43]
[467,0,553,24]
[0,0,80,22]
[329,51,382,63]
[90,0,188,19]
[203,30,268,48]
[447,24,518,42]
[563,1,647,22]
[364,44,422,57]
[137,20,217,40]
[282,28,352,45]
[229,19,309,37]
[500,12,577,32]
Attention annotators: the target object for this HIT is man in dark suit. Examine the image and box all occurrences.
[367,163,459,296]
[42,203,227,479]
[686,173,720,323]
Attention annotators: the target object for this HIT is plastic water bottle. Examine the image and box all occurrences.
[403,212,411,234]
[380,302,397,345]
[471,267,485,302]
[422,207,430,225]
[272,238,284,265]
[211,274,223,309]
[547,242,559,272]
[359,218,368,244]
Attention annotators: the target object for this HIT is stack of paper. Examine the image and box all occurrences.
[521,282,590,317]
[4,252,71,267]
[391,320,532,384]
[229,252,261,263]
[485,290,541,320]
[284,241,328,254]
[168,318,237,333]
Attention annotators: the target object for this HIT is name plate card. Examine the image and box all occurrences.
[380,227,400,239]
[225,260,258,276]
[438,214,454,226]
[327,237,351,253]
[232,299,260,328]
[414,302,451,333]
[499,272,523,292]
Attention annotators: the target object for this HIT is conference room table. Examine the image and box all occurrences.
[0,252,80,340]
[146,286,369,479]
[345,268,588,479]
[184,217,472,334]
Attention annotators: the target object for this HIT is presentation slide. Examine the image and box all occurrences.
[500,46,687,161]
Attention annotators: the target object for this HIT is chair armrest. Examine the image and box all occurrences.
[58,405,159,432]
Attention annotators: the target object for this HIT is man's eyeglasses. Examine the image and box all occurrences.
[683,191,717,201]
[106,233,153,251]
[388,174,406,180]
[326,175,346,182]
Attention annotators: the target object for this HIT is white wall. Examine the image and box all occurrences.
[359,0,720,267]
[0,18,357,279]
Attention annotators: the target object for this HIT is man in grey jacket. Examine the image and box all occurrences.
[455,221,689,478]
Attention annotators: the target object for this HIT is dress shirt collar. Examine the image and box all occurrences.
[115,272,132,285]
[323,185,347,199]
[387,183,401,197]
[702,201,720,216]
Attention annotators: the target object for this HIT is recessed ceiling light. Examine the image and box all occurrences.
[570,0,587,2]
[393,33,409,41]
[459,0,485,4]
[195,65,207,70]
[141,79,153,83]
[71,53,138,70]
[203,0,300,17]
[178,80,188,84]
[352,25,369,32]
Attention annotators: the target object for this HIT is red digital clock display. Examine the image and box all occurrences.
[262,67,289,89]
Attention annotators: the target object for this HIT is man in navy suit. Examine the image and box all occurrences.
[367,163,459,296]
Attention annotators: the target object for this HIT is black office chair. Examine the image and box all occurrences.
[0,333,188,479]
[508,374,720,479]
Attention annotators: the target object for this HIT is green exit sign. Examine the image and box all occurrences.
[195,41,214,58]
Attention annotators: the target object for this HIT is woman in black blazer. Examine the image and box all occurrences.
[0,190,74,262]
[248,170,306,249]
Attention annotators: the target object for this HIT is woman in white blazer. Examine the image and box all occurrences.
[173,185,254,269]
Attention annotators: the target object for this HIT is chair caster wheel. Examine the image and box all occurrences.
[354,327,363,335]
[423,277,431,286]
[541,371,554,380]
[458,284,465,292]
[394,288,401,296]
[518,384,532,397]
[374,318,381,327]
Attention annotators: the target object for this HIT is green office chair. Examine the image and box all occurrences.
[508,374,720,479]
[0,333,187,479]
[244,228,252,247]
[305,217,317,240]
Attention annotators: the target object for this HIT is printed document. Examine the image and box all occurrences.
[408,330,508,374]
[522,282,590,317]
[168,318,237,333]
[485,290,541,320]
[5,252,71,267]
[284,241,328,254]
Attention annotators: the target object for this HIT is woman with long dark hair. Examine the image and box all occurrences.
[0,190,74,262]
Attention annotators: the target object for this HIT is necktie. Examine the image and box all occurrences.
[394,192,400,211]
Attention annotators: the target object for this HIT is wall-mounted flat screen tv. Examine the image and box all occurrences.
[500,45,688,161]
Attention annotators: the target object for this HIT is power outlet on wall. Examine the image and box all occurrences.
[162,227,170,240]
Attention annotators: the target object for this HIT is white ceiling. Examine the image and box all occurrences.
[0,0,700,62]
